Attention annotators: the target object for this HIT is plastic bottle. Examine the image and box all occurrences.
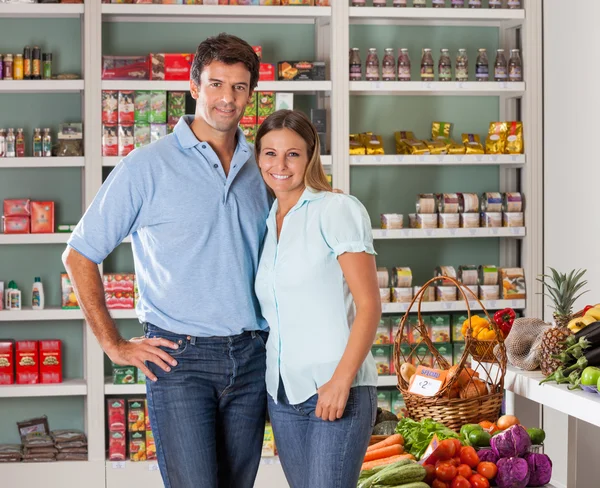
[32,277,45,310]
[413,0,427,7]
[7,281,21,311]
[451,0,464,6]
[16,128,25,158]
[6,128,16,158]
[393,0,407,6]
[489,0,503,8]
[432,0,446,7]
[33,128,42,157]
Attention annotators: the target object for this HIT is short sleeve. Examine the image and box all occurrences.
[67,161,145,264]
[321,194,376,257]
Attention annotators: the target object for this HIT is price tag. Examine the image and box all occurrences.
[374,155,382,163]
[148,463,159,472]
[475,155,483,162]
[449,229,457,237]
[456,155,463,163]
[491,228,499,236]
[418,155,426,162]
[511,227,523,235]
[394,155,404,163]
[374,82,383,90]
[112,462,126,470]
[379,230,387,238]
[500,82,508,89]
[425,229,434,237]
[409,370,445,397]
[443,302,453,311]
[457,82,464,90]
[402,229,410,238]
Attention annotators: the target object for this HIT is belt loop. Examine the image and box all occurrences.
[251,331,256,339]
[189,335,196,346]
[142,322,148,334]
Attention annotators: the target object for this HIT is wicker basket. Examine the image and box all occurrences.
[393,276,507,431]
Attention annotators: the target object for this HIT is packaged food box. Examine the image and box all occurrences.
[2,216,30,234]
[479,285,500,301]
[230,0,260,4]
[262,423,275,457]
[4,198,30,216]
[149,53,193,81]
[104,273,135,309]
[376,390,392,412]
[102,124,118,157]
[453,342,471,367]
[257,92,275,124]
[275,92,294,111]
[61,273,79,309]
[240,124,257,144]
[252,45,263,60]
[108,431,127,461]
[374,317,391,344]
[435,343,453,367]
[107,399,126,432]
[391,390,405,418]
[128,399,146,432]
[118,125,134,157]
[501,267,526,299]
[0,340,15,385]
[151,124,168,143]
[39,340,62,384]
[134,91,151,124]
[399,343,413,366]
[414,343,433,368]
[371,345,391,375]
[149,91,167,124]
[408,315,429,344]
[136,367,146,385]
[390,316,402,337]
[144,400,151,431]
[102,55,149,81]
[112,365,136,385]
[430,314,451,327]
[16,341,38,385]
[102,90,118,124]
[259,63,276,81]
[130,431,146,462]
[118,91,135,125]
[277,61,326,81]
[134,124,151,149]
[430,323,451,343]
[30,201,55,234]
[168,91,186,121]
[452,313,468,342]
[392,287,412,303]
[241,92,258,125]
[146,430,156,461]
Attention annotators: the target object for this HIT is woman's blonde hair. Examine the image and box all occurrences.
[254,110,332,193]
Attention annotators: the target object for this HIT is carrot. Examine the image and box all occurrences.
[361,455,404,471]
[367,434,404,452]
[363,444,404,462]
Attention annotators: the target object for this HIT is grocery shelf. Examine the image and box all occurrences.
[0,378,87,398]
[0,157,85,169]
[102,155,333,168]
[372,227,526,239]
[0,233,71,245]
[350,81,525,96]
[0,307,82,322]
[351,154,525,166]
[0,80,84,93]
[381,299,526,314]
[105,378,146,396]
[101,80,331,93]
[3,461,105,488]
[0,3,84,18]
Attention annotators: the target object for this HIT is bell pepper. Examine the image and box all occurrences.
[476,327,496,341]
[494,308,516,337]
[583,305,594,314]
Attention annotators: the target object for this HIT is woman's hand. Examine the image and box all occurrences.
[315,377,352,421]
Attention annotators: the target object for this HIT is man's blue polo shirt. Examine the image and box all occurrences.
[67,115,271,337]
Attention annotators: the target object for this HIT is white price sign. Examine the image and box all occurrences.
[408,374,443,397]
[112,462,126,470]
[148,463,159,472]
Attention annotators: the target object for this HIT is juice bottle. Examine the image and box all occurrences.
[476,48,489,82]
[494,49,508,82]
[420,49,434,82]
[438,49,452,82]
[456,49,469,81]
[382,48,396,81]
[349,48,362,81]
[398,49,411,81]
[366,48,380,82]
[509,49,523,82]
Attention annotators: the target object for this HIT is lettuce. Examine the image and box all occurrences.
[395,417,459,460]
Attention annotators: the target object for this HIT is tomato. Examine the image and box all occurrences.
[459,446,479,468]
[470,473,490,488]
[432,480,450,488]
[457,463,473,478]
[424,464,436,483]
[451,438,463,453]
[437,439,457,460]
[435,462,458,482]
[451,475,472,488]
[477,462,498,480]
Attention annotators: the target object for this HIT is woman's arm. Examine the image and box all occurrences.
[315,252,381,421]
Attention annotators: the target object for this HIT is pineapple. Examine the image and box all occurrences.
[538,268,588,376]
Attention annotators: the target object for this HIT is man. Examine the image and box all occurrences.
[63,34,271,488]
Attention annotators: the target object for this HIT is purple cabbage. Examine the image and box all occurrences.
[477,448,499,464]
[491,424,532,458]
[496,457,530,488]
[523,452,553,486]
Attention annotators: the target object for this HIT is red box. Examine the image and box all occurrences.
[16,341,39,384]
[102,90,118,124]
[30,201,55,234]
[102,125,118,157]
[2,216,30,234]
[3,199,30,217]
[118,91,135,125]
[102,55,149,81]
[259,63,275,81]
[0,340,15,385]
[39,340,62,384]
[107,398,126,432]
[149,53,193,81]
[118,125,134,157]
[108,431,127,461]
[252,46,262,61]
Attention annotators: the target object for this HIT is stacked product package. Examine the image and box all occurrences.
[107,398,155,462]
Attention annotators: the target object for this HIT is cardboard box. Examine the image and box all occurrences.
[102,55,149,81]
[102,90,118,124]
[149,53,193,81]
[151,124,168,143]
[39,340,62,384]
[278,61,326,81]
[452,313,468,342]
[134,124,151,149]
[0,340,15,385]
[435,343,453,367]
[414,343,433,368]
[112,365,136,385]
[168,91,186,120]
[118,90,134,125]
[241,92,258,125]
[391,390,405,418]
[102,124,118,157]
[374,317,391,345]
[430,324,451,343]
[136,367,146,385]
[149,91,167,124]
[2,216,30,234]
[240,124,257,144]
[104,273,135,309]
[108,431,127,461]
[259,63,275,81]
[61,273,79,309]
[275,92,294,111]
[107,398,126,432]
[130,431,147,462]
[3,199,30,217]
[371,345,391,376]
[257,92,275,124]
[16,340,39,384]
[376,390,392,412]
[262,423,275,457]
[144,399,151,431]
[134,91,151,124]
[30,201,55,234]
[501,267,526,300]
[128,398,146,432]
[146,430,156,461]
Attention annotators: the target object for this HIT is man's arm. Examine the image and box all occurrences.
[62,247,178,382]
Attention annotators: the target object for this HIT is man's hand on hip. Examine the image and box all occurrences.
[108,337,180,382]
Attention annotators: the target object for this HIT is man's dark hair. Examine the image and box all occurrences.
[191,33,260,91]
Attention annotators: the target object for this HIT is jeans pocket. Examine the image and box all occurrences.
[369,387,378,427]
[146,324,189,358]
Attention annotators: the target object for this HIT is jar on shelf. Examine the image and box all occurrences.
[366,48,380,82]
[438,49,452,82]
[456,49,469,82]
[349,48,362,81]
[382,48,396,81]
[420,49,434,82]
[398,48,411,81]
[509,49,523,82]
[494,49,508,82]
[475,48,489,82]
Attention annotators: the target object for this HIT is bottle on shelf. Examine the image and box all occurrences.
[13,54,24,81]
[42,128,52,157]
[438,49,452,82]
[43,53,52,80]
[421,49,435,82]
[433,0,446,7]
[509,49,523,82]
[32,46,41,81]
[451,0,464,6]
[393,0,407,6]
[468,0,482,7]
[366,48,380,82]
[0,54,4,81]
[23,46,32,80]
[351,0,366,5]
[489,0,503,8]
[475,48,489,82]
[349,48,362,82]
[398,49,411,82]
[494,49,508,82]
[0,129,6,158]
[32,278,45,311]
[507,0,521,7]
[382,48,396,81]
[456,49,469,82]
[373,0,387,6]
[6,128,16,158]
[16,128,25,158]
[7,281,22,311]
[33,128,42,157]
[4,54,14,81]
[413,0,427,7]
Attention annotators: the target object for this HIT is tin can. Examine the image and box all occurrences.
[4,54,13,80]
[481,212,502,228]
[23,46,31,80]
[438,213,460,229]
[416,193,438,214]
[435,266,457,280]
[481,192,503,212]
[438,193,460,213]
[32,46,41,80]
[460,213,480,228]
[459,193,479,213]
[503,192,523,212]
[458,265,479,286]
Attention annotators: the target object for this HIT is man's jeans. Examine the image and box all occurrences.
[144,323,268,488]
[268,378,377,488]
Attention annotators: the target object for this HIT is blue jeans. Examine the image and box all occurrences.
[268,379,377,488]
[144,323,268,488]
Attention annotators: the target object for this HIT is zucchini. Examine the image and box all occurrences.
[380,483,429,488]
[371,463,425,485]
[358,459,414,488]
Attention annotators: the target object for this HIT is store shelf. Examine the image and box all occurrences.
[382,299,526,314]
[0,3,84,18]
[351,154,525,166]
[373,227,526,239]
[0,233,71,245]
[105,378,146,396]
[101,80,331,92]
[0,157,85,169]
[0,378,87,398]
[103,155,332,168]
[110,309,138,319]
[0,80,84,94]
[2,461,105,488]
[350,81,525,96]
[0,307,82,322]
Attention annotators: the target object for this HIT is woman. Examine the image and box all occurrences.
[254,110,381,488]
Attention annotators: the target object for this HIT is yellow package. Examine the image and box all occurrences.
[394,131,415,154]
[505,121,524,154]
[359,132,373,146]
[365,134,385,155]
[349,134,366,155]
[432,121,452,141]
[444,139,466,154]
[462,133,485,154]
[485,122,508,154]
[426,140,448,155]
[404,139,430,155]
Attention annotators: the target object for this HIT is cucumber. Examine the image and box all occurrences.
[358,459,414,488]
[376,483,430,488]
[371,463,426,485]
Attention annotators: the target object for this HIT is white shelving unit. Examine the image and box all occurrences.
[0,379,87,399]
[351,154,525,166]
[101,80,331,93]
[102,154,333,168]
[0,308,137,322]
[349,6,525,23]
[372,227,526,239]
[0,233,71,245]
[382,299,526,314]
[0,157,85,168]
[0,3,84,18]
[0,80,84,93]
[350,80,525,95]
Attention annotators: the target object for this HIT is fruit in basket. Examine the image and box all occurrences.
[490,424,531,458]
[496,457,530,488]
[400,362,417,383]
[459,379,488,399]
[447,364,479,388]
[461,315,492,339]
[523,452,553,487]
[538,268,588,376]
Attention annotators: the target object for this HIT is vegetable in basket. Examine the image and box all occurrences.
[490,424,531,458]
[496,457,530,488]
[523,452,553,487]
[395,418,460,460]
[494,308,516,337]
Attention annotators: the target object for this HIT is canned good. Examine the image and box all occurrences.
[392,287,413,303]
[381,213,403,229]
[503,192,523,212]
[479,265,499,286]
[479,285,500,301]
[481,212,502,228]
[460,213,480,228]
[460,284,479,300]
[503,212,524,227]
[416,193,438,214]
[437,286,458,302]
[379,288,391,303]
[392,267,412,288]
[377,267,389,288]
[417,214,438,229]
[481,192,503,212]
[438,193,460,213]
[459,193,479,213]
[435,266,457,279]
[438,213,460,229]
[408,213,417,229]
[459,265,479,286]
